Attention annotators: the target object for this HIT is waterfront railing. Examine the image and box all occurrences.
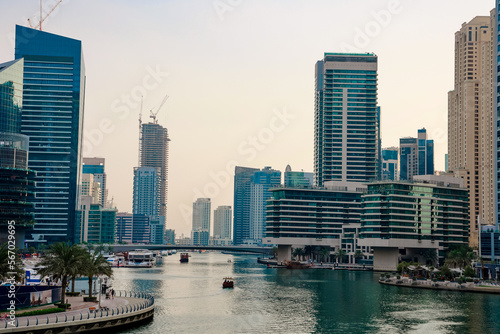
[2,290,155,329]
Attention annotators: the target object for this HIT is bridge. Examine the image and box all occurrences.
[110,244,272,255]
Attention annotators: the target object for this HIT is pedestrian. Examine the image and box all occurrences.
[111,289,115,299]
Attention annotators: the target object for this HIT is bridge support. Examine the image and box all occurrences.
[373,247,399,271]
[277,245,291,263]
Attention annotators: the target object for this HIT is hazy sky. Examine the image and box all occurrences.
[0,0,495,237]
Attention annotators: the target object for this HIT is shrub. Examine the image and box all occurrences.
[17,308,65,317]
[66,292,80,297]
[54,303,71,309]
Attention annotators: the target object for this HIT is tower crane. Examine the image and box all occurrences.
[149,94,169,124]
[27,0,63,31]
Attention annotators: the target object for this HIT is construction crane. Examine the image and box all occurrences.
[27,0,63,31]
[149,94,169,124]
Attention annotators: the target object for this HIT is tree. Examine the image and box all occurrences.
[423,249,438,266]
[304,245,314,261]
[445,246,476,269]
[335,249,346,264]
[319,247,330,263]
[82,252,113,299]
[292,247,304,261]
[440,264,452,280]
[37,242,86,305]
[0,243,24,282]
[353,250,364,264]
[95,244,106,254]
[463,265,476,278]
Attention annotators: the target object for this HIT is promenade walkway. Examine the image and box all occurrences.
[379,276,500,294]
[0,291,154,333]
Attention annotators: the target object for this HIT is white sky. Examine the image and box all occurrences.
[0,0,495,237]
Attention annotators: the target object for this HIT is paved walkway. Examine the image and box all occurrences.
[1,296,144,328]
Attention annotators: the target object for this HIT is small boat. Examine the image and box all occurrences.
[285,260,311,270]
[180,253,189,263]
[222,277,234,289]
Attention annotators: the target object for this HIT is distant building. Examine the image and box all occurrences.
[192,198,211,246]
[233,166,259,245]
[249,167,281,244]
[16,25,85,245]
[359,175,469,271]
[82,157,107,207]
[284,165,313,188]
[214,206,232,240]
[81,174,101,205]
[115,212,133,244]
[75,196,116,244]
[165,229,175,245]
[382,147,398,181]
[175,235,192,246]
[314,53,380,186]
[399,128,434,181]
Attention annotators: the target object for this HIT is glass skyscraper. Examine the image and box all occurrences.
[233,166,259,245]
[399,128,434,181]
[314,53,379,186]
[15,25,85,244]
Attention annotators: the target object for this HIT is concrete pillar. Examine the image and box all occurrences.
[373,247,399,271]
[277,245,291,264]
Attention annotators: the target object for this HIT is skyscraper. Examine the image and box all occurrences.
[133,167,160,217]
[140,123,170,218]
[82,157,107,207]
[249,167,281,244]
[214,206,232,239]
[497,1,500,231]
[399,128,434,181]
[233,166,259,245]
[382,147,398,181]
[0,58,35,248]
[314,53,379,186]
[192,198,211,246]
[15,25,85,244]
[448,14,495,246]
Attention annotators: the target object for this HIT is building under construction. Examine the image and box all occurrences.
[139,122,170,217]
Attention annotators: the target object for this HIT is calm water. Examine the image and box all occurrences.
[110,252,500,334]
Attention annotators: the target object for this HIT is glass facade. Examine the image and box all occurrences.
[359,181,469,261]
[496,1,500,230]
[0,59,24,134]
[400,128,434,181]
[265,187,362,240]
[233,166,259,245]
[382,147,398,181]
[314,53,379,186]
[15,25,85,244]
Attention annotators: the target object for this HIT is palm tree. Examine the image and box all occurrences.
[82,252,113,299]
[304,245,314,261]
[353,250,364,264]
[37,242,86,305]
[445,246,476,269]
[292,247,304,261]
[319,247,330,263]
[335,249,346,264]
[0,243,24,282]
[271,246,278,259]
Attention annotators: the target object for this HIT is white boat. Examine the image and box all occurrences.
[125,250,156,268]
[106,255,125,267]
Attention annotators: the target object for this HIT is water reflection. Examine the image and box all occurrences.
[110,252,500,334]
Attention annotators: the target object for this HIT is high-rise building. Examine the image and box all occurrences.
[233,166,259,245]
[133,167,161,216]
[82,157,107,207]
[140,123,170,218]
[81,174,101,204]
[165,229,175,245]
[214,206,232,239]
[399,128,434,181]
[0,58,35,248]
[496,1,500,234]
[15,25,85,245]
[192,198,211,246]
[284,165,313,188]
[382,147,398,181]
[249,167,281,244]
[448,14,495,246]
[314,53,379,186]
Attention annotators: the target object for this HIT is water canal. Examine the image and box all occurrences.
[110,252,500,334]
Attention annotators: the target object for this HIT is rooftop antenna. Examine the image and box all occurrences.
[149,94,169,124]
[27,0,63,31]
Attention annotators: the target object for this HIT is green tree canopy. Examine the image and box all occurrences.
[82,252,113,299]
